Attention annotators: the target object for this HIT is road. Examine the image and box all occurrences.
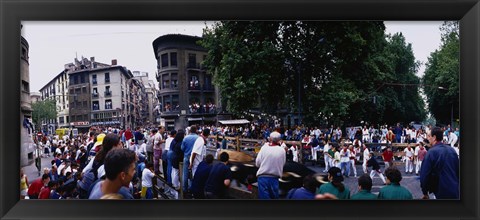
[306,161,424,199]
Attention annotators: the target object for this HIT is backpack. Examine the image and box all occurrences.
[77,160,103,199]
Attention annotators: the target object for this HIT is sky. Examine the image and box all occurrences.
[22,21,445,93]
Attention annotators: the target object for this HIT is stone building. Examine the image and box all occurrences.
[20,36,34,166]
[152,34,218,130]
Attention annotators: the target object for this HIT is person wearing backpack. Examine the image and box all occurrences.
[78,133,123,199]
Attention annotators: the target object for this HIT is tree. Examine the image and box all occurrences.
[422,21,459,125]
[31,99,57,131]
[201,21,426,127]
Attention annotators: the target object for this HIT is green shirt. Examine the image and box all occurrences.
[351,189,377,200]
[378,183,413,200]
[328,149,335,157]
[317,182,350,200]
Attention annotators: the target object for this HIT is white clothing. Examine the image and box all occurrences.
[256,143,286,178]
[137,143,147,156]
[165,137,174,151]
[339,149,350,163]
[404,148,414,173]
[333,151,341,168]
[171,168,180,188]
[153,132,164,150]
[370,170,386,184]
[141,168,155,188]
[190,136,206,177]
[362,148,370,173]
[448,132,458,147]
[290,146,299,162]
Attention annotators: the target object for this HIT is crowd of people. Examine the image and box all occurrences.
[22,121,459,200]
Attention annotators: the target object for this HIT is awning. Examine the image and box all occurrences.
[187,117,203,122]
[218,119,250,125]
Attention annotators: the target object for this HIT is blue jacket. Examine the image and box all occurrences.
[420,143,459,199]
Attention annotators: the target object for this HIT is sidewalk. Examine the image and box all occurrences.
[22,155,55,184]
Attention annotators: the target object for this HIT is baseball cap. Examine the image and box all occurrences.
[93,133,106,148]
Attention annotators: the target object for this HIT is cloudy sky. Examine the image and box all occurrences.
[22,21,445,92]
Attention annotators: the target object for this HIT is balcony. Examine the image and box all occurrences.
[105,78,110,83]
[105,91,112,97]
[186,62,205,70]
[189,103,217,115]
[92,93,99,98]
[92,79,97,85]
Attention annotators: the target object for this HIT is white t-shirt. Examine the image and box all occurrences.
[142,168,155,188]
[339,149,350,163]
[190,136,206,175]
[363,148,370,162]
[137,143,147,156]
[404,148,414,158]
[153,132,164,150]
[165,136,174,151]
[323,144,330,155]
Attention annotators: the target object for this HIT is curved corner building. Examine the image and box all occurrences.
[152,34,218,130]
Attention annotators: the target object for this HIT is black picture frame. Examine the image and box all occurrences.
[1,0,479,219]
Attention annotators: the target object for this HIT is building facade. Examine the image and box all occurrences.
[68,60,134,131]
[132,71,160,126]
[152,34,218,130]
[20,36,34,166]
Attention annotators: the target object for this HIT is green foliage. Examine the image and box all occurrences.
[201,21,427,126]
[31,99,57,131]
[422,21,459,125]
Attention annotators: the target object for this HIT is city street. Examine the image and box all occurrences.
[22,155,54,187]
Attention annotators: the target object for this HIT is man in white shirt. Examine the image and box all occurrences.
[255,131,286,199]
[362,126,370,143]
[189,128,210,178]
[339,144,351,177]
[403,144,415,174]
[362,145,370,174]
[153,126,165,174]
[448,130,458,148]
[141,163,155,199]
[323,141,331,172]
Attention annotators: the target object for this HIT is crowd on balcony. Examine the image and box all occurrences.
[189,102,217,114]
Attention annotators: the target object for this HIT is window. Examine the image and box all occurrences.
[92,101,99,111]
[105,99,112,109]
[70,89,74,94]
[161,53,168,68]
[105,72,110,83]
[66,116,69,123]
[83,101,88,108]
[92,75,97,84]
[75,88,81,94]
[21,80,29,92]
[73,75,79,84]
[163,80,170,89]
[92,88,98,98]
[59,117,64,124]
[188,53,196,67]
[105,86,112,96]
[80,74,86,84]
[82,87,87,93]
[170,52,177,66]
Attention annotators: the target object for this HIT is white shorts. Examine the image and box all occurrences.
[20,189,27,196]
